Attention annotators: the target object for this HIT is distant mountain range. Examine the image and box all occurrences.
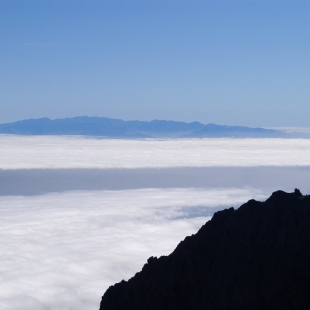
[0,116,288,138]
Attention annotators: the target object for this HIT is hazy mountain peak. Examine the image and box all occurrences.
[0,116,286,138]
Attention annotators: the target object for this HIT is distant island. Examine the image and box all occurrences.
[0,116,288,138]
[100,189,310,310]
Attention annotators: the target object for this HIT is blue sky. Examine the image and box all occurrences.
[1,0,309,126]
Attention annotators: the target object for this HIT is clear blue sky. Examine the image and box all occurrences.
[1,0,309,126]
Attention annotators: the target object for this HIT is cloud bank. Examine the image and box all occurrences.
[0,187,266,310]
[1,136,307,310]
[1,135,310,169]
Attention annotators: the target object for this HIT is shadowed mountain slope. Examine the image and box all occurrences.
[0,116,285,138]
[99,189,310,310]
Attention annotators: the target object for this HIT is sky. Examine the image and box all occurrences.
[1,0,310,126]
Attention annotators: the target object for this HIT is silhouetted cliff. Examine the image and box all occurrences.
[99,189,310,310]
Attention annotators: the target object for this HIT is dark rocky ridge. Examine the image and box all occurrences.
[100,189,310,310]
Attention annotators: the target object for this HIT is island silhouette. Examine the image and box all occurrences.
[0,116,285,138]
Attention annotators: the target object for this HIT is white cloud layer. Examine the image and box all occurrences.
[0,187,266,310]
[0,136,304,309]
[1,135,310,169]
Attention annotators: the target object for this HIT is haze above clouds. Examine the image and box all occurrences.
[1,166,310,196]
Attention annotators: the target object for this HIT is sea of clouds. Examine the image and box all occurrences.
[0,188,265,310]
[2,135,310,169]
[1,135,310,310]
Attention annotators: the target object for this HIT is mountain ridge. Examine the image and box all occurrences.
[99,189,310,310]
[0,116,286,138]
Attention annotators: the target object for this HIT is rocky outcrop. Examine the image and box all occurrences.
[99,189,310,310]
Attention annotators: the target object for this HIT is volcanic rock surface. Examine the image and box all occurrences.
[99,189,310,310]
